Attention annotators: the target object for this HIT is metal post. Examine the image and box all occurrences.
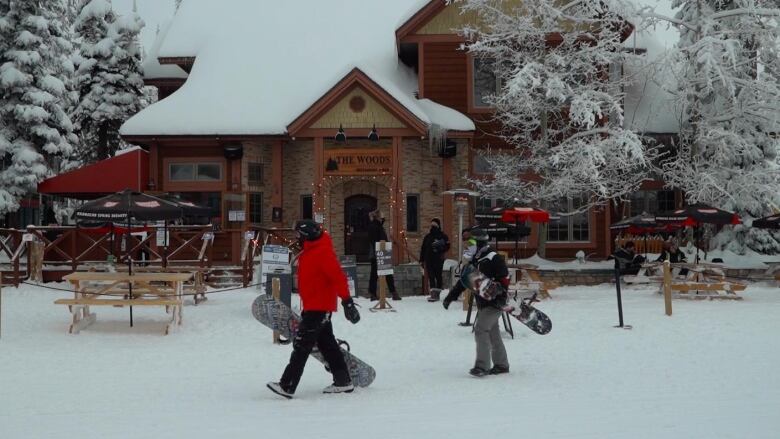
[613,267,632,330]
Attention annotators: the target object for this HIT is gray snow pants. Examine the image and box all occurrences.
[473,306,509,371]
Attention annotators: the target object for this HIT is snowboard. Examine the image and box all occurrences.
[504,293,552,335]
[251,294,376,387]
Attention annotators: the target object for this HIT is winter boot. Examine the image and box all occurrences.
[267,382,294,399]
[469,367,488,377]
[323,383,355,394]
[391,292,402,300]
[488,365,510,375]
[427,288,442,302]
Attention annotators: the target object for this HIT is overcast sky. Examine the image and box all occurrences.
[108,0,680,59]
[112,0,177,55]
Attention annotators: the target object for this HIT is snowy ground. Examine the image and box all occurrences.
[1,282,779,439]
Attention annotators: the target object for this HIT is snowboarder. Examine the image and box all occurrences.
[267,219,361,399]
[367,210,401,301]
[420,218,449,301]
[442,227,511,377]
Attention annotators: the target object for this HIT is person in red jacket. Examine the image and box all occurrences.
[267,219,360,399]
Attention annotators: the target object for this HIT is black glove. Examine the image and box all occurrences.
[342,298,360,324]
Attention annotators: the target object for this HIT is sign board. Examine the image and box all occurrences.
[155,221,168,247]
[324,148,392,176]
[375,242,393,276]
[22,233,34,242]
[339,255,358,297]
[229,210,246,222]
[314,212,324,224]
[262,245,290,266]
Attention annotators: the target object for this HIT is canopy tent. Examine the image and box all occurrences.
[38,149,149,200]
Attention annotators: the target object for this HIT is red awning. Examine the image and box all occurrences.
[38,148,149,200]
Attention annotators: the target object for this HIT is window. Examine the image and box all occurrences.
[301,195,313,220]
[169,162,222,182]
[248,163,263,186]
[547,197,590,242]
[170,192,221,224]
[249,193,263,224]
[473,57,502,108]
[629,190,676,215]
[476,197,505,211]
[406,194,419,232]
[473,153,496,175]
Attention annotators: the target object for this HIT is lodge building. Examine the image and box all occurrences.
[36,0,681,267]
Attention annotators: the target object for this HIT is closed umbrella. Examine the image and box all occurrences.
[74,189,183,326]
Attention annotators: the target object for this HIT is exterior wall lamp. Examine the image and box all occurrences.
[368,124,379,142]
[335,125,347,143]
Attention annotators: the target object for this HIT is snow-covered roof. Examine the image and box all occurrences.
[142,20,188,80]
[122,0,474,137]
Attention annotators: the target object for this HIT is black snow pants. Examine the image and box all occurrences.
[425,256,444,289]
[280,311,350,393]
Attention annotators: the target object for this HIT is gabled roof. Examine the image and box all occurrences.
[396,0,447,43]
[121,0,472,137]
[288,68,428,136]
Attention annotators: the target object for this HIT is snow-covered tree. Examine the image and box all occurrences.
[71,0,145,162]
[641,0,780,252]
[454,0,659,210]
[0,1,76,214]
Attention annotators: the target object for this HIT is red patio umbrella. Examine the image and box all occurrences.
[499,207,551,262]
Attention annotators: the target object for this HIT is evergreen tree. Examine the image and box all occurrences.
[0,1,76,214]
[71,0,145,162]
[643,0,780,252]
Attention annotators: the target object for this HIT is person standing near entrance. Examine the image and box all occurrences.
[420,218,449,302]
[367,210,400,301]
[442,228,510,377]
[267,219,361,399]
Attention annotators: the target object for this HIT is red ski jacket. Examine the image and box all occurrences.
[297,231,350,312]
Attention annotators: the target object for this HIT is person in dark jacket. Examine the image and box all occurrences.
[420,218,449,301]
[611,241,646,275]
[442,228,510,377]
[656,240,688,276]
[267,220,361,399]
[367,210,400,301]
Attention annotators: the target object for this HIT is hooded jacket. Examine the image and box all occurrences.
[297,231,350,312]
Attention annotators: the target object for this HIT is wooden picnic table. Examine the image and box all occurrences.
[507,263,556,299]
[55,272,194,335]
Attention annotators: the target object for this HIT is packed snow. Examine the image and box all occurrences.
[1,281,778,438]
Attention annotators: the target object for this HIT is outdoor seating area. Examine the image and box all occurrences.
[54,271,193,335]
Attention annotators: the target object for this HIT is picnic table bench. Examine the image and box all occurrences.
[508,264,557,299]
[55,272,193,335]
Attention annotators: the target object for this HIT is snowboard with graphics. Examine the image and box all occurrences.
[251,294,376,387]
[504,293,552,335]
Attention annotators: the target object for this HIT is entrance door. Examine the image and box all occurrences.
[344,195,377,262]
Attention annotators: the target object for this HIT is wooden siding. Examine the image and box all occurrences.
[421,42,468,113]
[311,87,406,129]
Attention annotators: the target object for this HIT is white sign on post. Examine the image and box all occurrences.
[22,233,34,242]
[261,245,291,284]
[375,242,394,276]
[155,221,168,247]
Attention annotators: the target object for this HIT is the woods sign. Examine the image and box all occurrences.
[324,148,392,176]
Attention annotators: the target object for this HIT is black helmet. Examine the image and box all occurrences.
[294,219,323,241]
[469,227,490,243]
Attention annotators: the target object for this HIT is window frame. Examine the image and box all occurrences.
[163,158,226,192]
[248,162,263,187]
[406,193,420,233]
[546,197,592,244]
[468,54,503,113]
[249,192,263,225]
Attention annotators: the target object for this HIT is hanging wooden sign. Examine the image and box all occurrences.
[324,148,392,176]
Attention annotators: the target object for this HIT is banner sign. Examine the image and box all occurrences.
[324,148,392,176]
